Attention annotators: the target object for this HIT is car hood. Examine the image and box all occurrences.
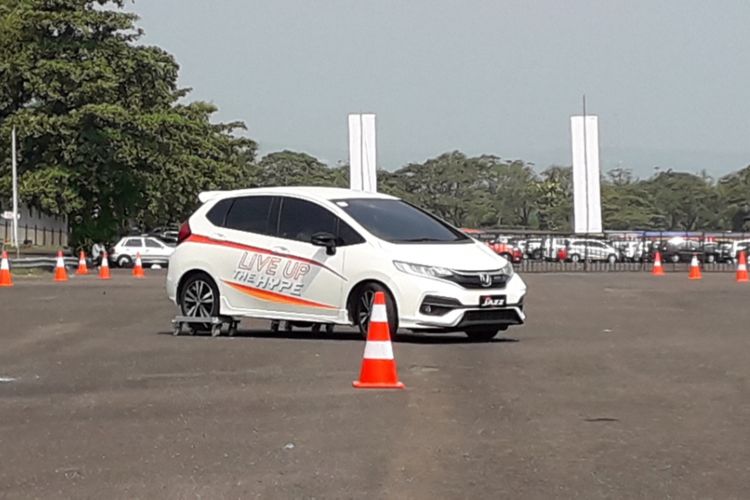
[381,241,508,271]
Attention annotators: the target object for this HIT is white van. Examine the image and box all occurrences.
[166,187,527,340]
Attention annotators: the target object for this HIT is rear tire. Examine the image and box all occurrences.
[570,254,581,263]
[351,283,398,339]
[179,272,220,333]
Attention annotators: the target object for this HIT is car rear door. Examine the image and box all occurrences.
[206,195,279,315]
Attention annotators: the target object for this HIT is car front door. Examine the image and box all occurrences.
[256,196,350,322]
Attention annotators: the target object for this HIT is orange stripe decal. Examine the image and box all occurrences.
[186,234,347,281]
[223,280,337,310]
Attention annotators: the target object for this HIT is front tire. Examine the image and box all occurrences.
[117,255,133,268]
[464,325,508,341]
[570,254,581,263]
[607,254,617,264]
[351,283,398,339]
[179,273,220,333]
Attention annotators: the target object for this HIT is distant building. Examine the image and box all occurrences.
[0,199,69,247]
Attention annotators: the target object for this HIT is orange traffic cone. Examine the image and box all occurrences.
[132,252,145,278]
[736,250,749,283]
[54,250,68,282]
[652,251,665,276]
[0,251,13,287]
[353,292,405,389]
[688,254,702,280]
[99,251,111,280]
[75,250,89,275]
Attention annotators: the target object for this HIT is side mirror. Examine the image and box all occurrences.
[311,232,337,255]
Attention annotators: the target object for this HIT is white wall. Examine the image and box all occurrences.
[0,201,69,247]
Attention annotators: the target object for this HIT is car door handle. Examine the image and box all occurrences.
[211,232,226,240]
[273,246,289,253]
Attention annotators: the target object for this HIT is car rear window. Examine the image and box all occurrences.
[224,196,275,235]
[206,198,233,227]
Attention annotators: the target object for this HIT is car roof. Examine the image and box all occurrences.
[198,186,398,204]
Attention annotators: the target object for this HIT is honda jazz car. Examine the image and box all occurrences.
[166,187,527,340]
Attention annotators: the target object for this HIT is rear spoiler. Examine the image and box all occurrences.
[198,191,225,204]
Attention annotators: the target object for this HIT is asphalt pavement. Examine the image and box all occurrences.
[1,270,749,499]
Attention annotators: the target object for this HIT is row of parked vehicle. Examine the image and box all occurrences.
[465,230,750,264]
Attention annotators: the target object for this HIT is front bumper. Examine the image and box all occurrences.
[392,272,527,331]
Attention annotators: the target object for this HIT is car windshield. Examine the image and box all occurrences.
[334,198,470,244]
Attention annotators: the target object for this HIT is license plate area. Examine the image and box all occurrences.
[479,295,506,308]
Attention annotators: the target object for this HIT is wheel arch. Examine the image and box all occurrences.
[176,268,217,306]
[345,278,399,324]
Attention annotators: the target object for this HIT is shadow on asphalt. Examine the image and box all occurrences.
[157,329,519,345]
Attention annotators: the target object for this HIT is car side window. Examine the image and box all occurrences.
[125,238,142,247]
[224,196,275,235]
[278,197,338,243]
[206,198,233,227]
[337,219,365,246]
[145,239,162,248]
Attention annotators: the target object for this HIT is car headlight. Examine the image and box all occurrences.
[499,260,515,277]
[393,261,455,279]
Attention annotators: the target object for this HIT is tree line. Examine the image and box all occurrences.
[2,1,749,247]
[253,151,750,234]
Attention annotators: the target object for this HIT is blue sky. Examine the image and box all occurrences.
[128,1,750,177]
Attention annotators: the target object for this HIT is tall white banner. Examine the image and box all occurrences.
[348,113,377,192]
[570,115,602,234]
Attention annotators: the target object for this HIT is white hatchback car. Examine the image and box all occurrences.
[111,236,175,268]
[166,187,527,340]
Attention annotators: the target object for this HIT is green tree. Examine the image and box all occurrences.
[0,0,255,243]
[601,168,661,229]
[717,165,750,232]
[256,150,345,188]
[535,166,572,231]
[643,171,718,230]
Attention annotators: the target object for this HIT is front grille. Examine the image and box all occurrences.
[444,271,509,289]
[459,309,522,326]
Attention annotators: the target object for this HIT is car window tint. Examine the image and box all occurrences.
[336,199,468,243]
[145,239,162,248]
[225,196,274,235]
[206,198,233,227]
[278,197,337,243]
[125,238,142,247]
[337,219,365,246]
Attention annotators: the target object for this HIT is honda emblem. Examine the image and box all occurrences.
[479,273,492,287]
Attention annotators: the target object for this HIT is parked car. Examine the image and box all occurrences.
[730,239,750,262]
[167,187,527,341]
[487,240,524,264]
[147,225,180,245]
[111,236,175,267]
[651,239,721,264]
[612,240,641,262]
[566,239,620,264]
[525,238,544,259]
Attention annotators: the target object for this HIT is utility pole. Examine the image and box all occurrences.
[11,126,19,258]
